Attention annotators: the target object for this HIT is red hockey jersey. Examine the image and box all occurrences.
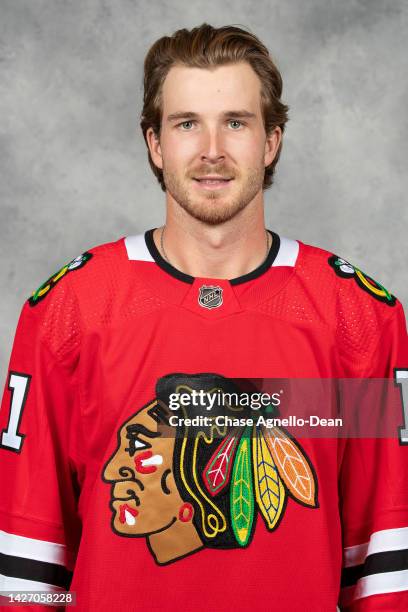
[1,229,407,611]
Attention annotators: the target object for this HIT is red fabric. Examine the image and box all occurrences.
[0,235,407,611]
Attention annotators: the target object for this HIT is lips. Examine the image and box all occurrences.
[193,177,233,190]
[194,178,232,183]
[119,503,138,525]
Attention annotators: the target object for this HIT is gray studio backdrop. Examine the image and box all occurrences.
[1,0,407,383]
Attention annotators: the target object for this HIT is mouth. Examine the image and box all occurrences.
[193,177,234,190]
[117,502,139,526]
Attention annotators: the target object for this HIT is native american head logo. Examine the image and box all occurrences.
[328,255,396,306]
[102,373,318,565]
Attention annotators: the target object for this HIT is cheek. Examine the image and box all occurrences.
[164,136,202,165]
[134,450,163,474]
[226,134,263,161]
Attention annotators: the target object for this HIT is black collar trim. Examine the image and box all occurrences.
[144,229,281,286]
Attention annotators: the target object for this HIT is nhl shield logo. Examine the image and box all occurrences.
[198,285,223,309]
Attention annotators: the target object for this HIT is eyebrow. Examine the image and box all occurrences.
[166,110,257,122]
[125,424,160,439]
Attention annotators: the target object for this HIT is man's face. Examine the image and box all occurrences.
[102,401,184,536]
[147,61,281,225]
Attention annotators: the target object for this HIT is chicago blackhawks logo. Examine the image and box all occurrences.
[102,373,318,565]
[328,255,396,306]
[28,252,93,306]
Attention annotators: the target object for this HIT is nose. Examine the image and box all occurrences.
[200,125,226,164]
[103,452,133,482]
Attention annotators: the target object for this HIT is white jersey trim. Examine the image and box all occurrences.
[0,529,66,566]
[344,526,408,567]
[272,236,299,268]
[125,232,300,268]
[351,569,408,601]
[0,573,67,593]
[125,234,154,262]
[340,570,408,606]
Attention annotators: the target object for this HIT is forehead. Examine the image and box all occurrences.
[161,62,262,116]
[121,403,159,434]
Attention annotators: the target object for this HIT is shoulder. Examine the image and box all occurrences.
[296,238,399,313]
[27,236,127,308]
[22,237,130,356]
[294,238,402,372]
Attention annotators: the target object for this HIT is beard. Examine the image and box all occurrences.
[161,161,265,226]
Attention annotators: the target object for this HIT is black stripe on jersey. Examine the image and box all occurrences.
[0,552,73,590]
[341,548,408,587]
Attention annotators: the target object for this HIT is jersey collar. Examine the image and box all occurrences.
[124,229,300,314]
[141,228,282,286]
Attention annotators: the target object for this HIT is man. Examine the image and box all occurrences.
[1,23,407,611]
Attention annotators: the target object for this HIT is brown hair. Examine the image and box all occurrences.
[140,23,290,192]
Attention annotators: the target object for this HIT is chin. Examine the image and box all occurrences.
[196,198,247,220]
[190,208,243,226]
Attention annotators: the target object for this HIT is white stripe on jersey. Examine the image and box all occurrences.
[125,234,155,261]
[0,573,67,593]
[125,233,300,268]
[354,569,408,600]
[0,529,66,565]
[272,236,299,268]
[343,526,408,567]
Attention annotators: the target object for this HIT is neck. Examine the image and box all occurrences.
[153,199,271,280]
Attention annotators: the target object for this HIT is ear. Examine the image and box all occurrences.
[264,126,282,168]
[146,127,163,170]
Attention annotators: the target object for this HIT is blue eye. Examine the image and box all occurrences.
[177,120,244,130]
[179,121,194,130]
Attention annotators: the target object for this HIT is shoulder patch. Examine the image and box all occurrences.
[28,252,93,307]
[328,254,396,306]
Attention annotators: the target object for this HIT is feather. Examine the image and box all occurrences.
[263,426,317,507]
[230,428,254,546]
[253,427,286,530]
[203,431,239,496]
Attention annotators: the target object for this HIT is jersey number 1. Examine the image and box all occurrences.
[0,372,31,453]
